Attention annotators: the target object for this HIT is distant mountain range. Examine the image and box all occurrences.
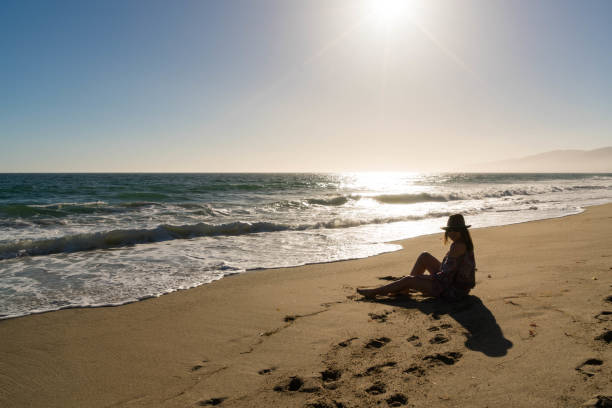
[465,147,612,173]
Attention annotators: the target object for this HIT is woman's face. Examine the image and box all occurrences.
[447,230,461,242]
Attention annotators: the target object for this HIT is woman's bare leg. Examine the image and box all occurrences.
[410,252,441,276]
[357,275,435,298]
[357,252,440,298]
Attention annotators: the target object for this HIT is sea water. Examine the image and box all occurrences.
[1,172,611,319]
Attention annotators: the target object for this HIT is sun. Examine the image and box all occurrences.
[365,0,413,28]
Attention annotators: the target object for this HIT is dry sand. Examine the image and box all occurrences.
[1,204,611,408]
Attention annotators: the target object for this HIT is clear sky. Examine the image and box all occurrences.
[2,0,611,172]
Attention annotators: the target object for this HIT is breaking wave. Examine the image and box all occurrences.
[0,211,458,260]
[294,185,609,207]
[372,193,462,204]
[307,196,352,206]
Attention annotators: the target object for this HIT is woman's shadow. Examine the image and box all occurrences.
[371,294,513,357]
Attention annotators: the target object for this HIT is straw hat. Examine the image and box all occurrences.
[441,214,471,230]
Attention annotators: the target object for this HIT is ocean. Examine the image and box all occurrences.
[1,172,611,319]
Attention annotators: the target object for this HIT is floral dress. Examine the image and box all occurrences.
[432,243,476,300]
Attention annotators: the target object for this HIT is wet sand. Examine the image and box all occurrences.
[1,204,611,407]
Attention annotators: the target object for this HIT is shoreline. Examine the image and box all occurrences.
[1,203,611,407]
[0,202,603,321]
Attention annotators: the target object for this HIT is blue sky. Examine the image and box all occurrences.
[2,0,611,172]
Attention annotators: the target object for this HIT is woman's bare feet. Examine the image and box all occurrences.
[356,288,378,299]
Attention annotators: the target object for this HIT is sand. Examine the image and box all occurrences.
[1,204,611,407]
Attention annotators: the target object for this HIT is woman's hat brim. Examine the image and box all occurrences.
[441,225,471,230]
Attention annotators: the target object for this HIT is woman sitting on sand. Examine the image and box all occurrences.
[357,214,476,300]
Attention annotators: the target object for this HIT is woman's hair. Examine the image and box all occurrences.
[444,228,474,252]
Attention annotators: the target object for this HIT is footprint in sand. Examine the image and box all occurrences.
[595,311,612,322]
[365,337,391,349]
[191,360,209,372]
[403,364,426,378]
[274,376,304,392]
[407,335,422,347]
[337,337,358,347]
[386,393,408,407]
[423,352,462,366]
[427,323,452,332]
[369,310,392,323]
[576,359,604,377]
[403,364,426,377]
[321,368,342,383]
[365,381,386,395]
[198,397,227,406]
[429,334,449,344]
[427,323,453,332]
[595,330,612,344]
[273,376,322,393]
[356,361,397,377]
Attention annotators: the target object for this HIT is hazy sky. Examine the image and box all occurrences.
[2,0,611,172]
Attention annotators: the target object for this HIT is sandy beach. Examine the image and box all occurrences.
[1,204,611,407]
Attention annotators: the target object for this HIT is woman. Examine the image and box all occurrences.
[357,214,476,300]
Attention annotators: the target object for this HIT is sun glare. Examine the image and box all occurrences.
[366,0,413,28]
